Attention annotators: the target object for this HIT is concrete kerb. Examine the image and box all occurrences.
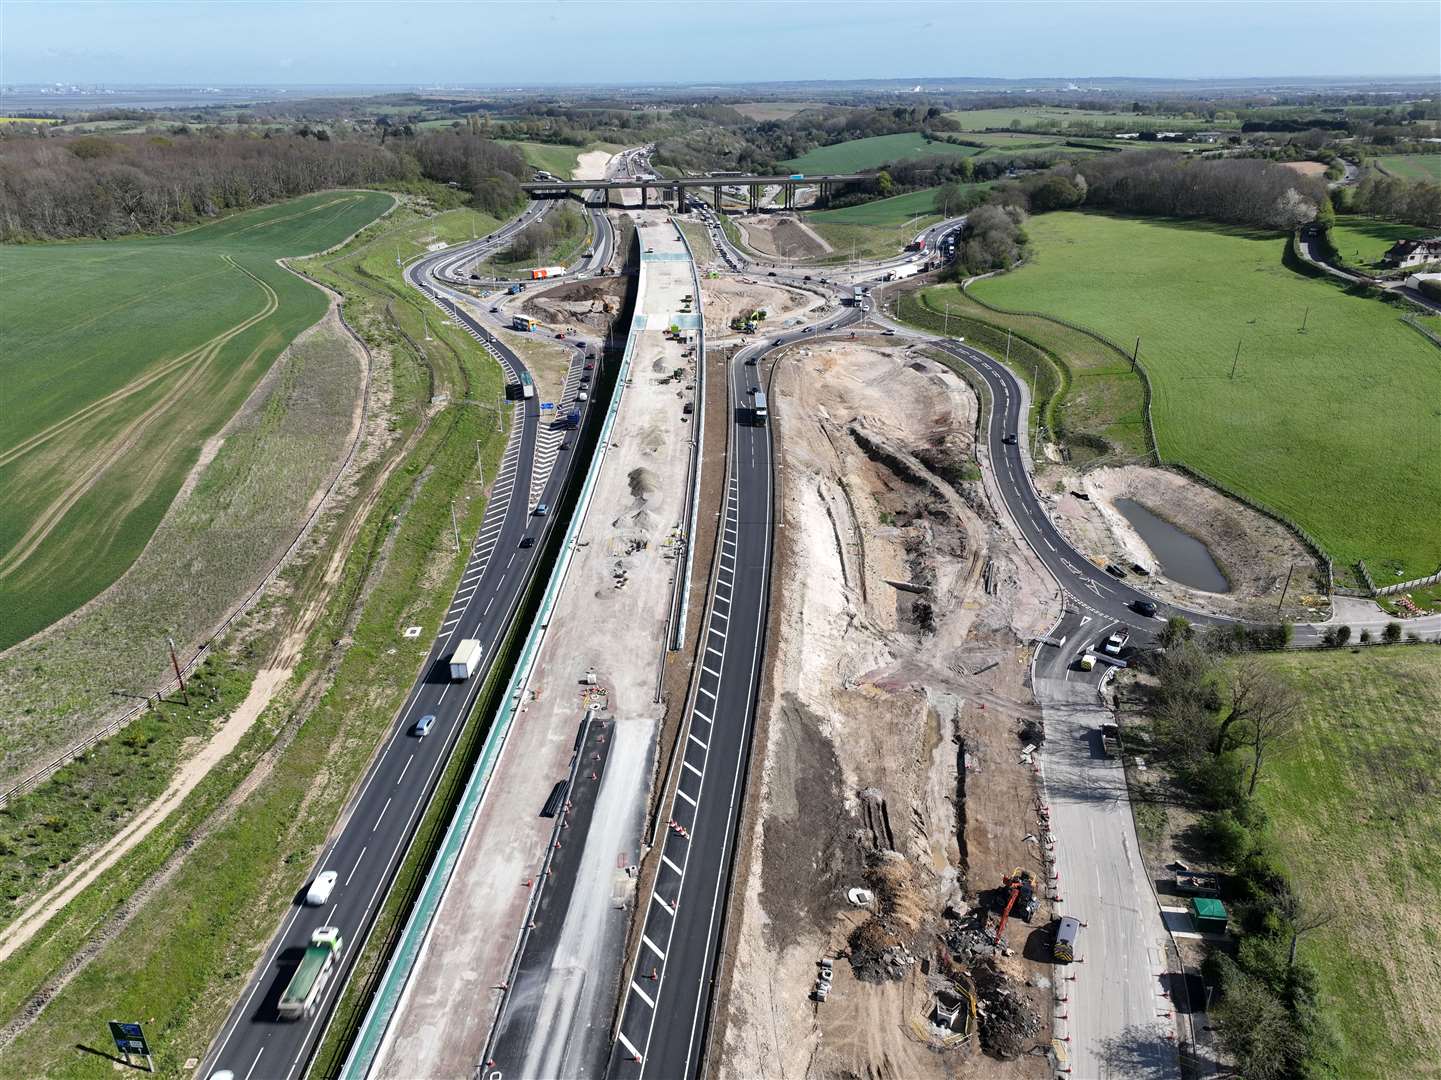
[341,236,648,1080]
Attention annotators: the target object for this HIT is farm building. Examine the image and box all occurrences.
[1381,236,1441,268]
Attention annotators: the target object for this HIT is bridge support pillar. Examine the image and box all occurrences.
[674,183,683,208]
[641,184,649,209]
[714,185,722,212]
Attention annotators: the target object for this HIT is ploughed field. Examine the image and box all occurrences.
[0,190,393,649]
[971,211,1441,583]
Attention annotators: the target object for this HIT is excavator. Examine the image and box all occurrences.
[990,869,1038,944]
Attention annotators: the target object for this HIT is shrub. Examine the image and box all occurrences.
[1197,809,1253,866]
[1383,621,1403,643]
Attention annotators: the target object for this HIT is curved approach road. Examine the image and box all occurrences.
[200,218,596,1080]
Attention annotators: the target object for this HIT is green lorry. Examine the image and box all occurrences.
[277,927,343,1021]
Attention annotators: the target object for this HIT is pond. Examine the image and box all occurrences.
[1114,498,1230,593]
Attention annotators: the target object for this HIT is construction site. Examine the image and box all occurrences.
[714,335,1062,1079]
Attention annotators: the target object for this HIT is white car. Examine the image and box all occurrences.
[1102,630,1129,656]
[306,869,338,906]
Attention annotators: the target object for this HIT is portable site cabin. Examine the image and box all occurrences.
[1190,897,1229,934]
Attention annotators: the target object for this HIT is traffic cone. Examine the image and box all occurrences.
[648,967,659,980]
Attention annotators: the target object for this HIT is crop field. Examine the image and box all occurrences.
[731,101,825,121]
[971,212,1441,580]
[1372,154,1441,182]
[0,191,393,651]
[1244,646,1441,1079]
[781,132,979,173]
[1329,215,1430,267]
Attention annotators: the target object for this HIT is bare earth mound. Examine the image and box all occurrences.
[700,276,817,336]
[736,213,832,259]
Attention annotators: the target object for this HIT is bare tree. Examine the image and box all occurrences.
[1275,888,1338,967]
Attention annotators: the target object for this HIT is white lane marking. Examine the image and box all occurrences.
[243,1048,265,1080]
[691,710,711,724]
[702,665,722,678]
[396,755,414,785]
[698,686,716,701]
[372,796,392,832]
[345,847,367,886]
[675,786,697,807]
[631,980,656,1009]
[662,853,684,875]
[684,760,704,779]
[643,934,666,959]
[650,892,675,916]
[618,1030,644,1059]
[706,646,723,659]
[689,732,708,751]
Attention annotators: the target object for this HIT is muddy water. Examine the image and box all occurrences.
[1114,498,1230,593]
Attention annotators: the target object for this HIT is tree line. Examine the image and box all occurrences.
[0,128,534,242]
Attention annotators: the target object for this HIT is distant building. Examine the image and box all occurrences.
[1382,236,1441,269]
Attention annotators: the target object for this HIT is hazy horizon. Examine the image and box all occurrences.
[3,0,1438,89]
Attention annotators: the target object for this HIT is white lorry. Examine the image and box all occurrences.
[449,638,483,680]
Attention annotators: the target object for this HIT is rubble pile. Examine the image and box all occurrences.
[972,959,1042,1060]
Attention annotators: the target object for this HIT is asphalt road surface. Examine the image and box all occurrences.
[606,303,867,1080]
[199,223,595,1080]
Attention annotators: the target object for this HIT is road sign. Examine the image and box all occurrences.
[108,1020,152,1069]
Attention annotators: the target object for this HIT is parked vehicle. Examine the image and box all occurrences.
[448,640,483,680]
[1102,629,1129,656]
[1052,916,1081,963]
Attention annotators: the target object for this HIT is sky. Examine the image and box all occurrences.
[2,0,1438,87]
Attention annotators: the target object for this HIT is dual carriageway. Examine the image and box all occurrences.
[202,150,1389,1080]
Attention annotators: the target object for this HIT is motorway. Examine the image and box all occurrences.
[200,214,599,1080]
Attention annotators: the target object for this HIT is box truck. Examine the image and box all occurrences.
[449,639,483,680]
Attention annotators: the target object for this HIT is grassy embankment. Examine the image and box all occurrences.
[0,199,516,1078]
[1371,154,1441,182]
[896,284,1150,464]
[1242,647,1441,1079]
[781,131,980,173]
[0,191,394,651]
[970,212,1441,586]
[471,201,591,279]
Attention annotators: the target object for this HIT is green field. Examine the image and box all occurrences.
[803,184,992,260]
[781,132,979,173]
[971,212,1441,580]
[945,106,1230,132]
[1246,647,1441,1078]
[0,191,393,650]
[1329,215,1431,267]
[497,139,622,179]
[808,186,946,225]
[953,131,1063,148]
[1372,154,1441,182]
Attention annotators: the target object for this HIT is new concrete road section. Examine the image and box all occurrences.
[199,216,595,1080]
[607,304,866,1080]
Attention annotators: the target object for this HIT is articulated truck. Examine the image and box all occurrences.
[529,266,566,280]
[278,927,343,1020]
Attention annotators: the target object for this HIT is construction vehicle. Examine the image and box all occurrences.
[512,315,539,332]
[277,927,343,1020]
[990,869,1038,944]
[1052,916,1081,963]
[507,282,526,295]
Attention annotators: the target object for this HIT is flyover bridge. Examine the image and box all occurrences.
[522,172,873,211]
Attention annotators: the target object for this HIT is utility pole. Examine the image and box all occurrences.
[450,500,460,553]
[167,637,188,706]
[944,302,951,339]
[1277,563,1295,616]
[1300,306,1310,332]
[1230,338,1242,380]
[1131,336,1140,372]
[476,439,484,479]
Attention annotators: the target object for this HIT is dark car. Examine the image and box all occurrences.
[519,535,537,549]
[803,275,812,281]
[1002,434,1018,445]
[584,362,595,371]
[1134,599,1159,618]
[1105,564,1127,579]
[767,271,777,277]
[490,306,500,313]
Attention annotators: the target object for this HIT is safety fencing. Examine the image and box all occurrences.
[669,216,707,651]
